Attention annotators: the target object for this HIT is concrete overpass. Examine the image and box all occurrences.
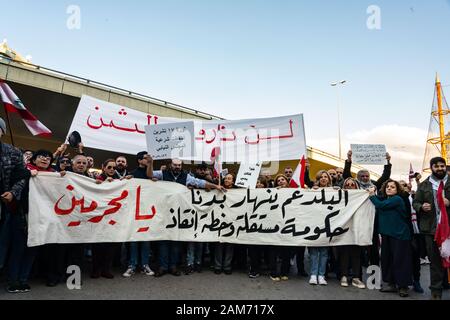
[0,54,378,179]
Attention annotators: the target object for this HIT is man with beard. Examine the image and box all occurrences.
[284,167,293,182]
[335,167,344,186]
[86,156,99,179]
[413,157,450,300]
[145,155,226,277]
[343,150,392,190]
[115,156,129,179]
[327,168,340,187]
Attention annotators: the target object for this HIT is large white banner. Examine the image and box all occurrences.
[28,172,375,247]
[67,95,180,155]
[67,95,307,162]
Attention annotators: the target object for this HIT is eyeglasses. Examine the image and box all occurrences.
[37,155,52,161]
[61,159,71,164]
[106,166,116,170]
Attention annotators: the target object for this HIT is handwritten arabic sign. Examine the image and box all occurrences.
[351,144,387,165]
[67,95,307,161]
[235,162,262,189]
[28,172,375,247]
[145,122,195,160]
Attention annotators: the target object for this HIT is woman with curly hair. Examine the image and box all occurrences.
[369,179,413,297]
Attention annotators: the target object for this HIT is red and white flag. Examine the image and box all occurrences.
[210,146,222,179]
[0,81,52,137]
[435,181,450,268]
[289,156,307,188]
[409,163,415,183]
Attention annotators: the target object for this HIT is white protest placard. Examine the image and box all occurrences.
[235,162,263,189]
[145,122,195,160]
[351,144,387,165]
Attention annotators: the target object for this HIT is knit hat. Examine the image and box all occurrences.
[0,117,6,134]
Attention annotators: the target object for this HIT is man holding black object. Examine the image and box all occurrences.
[144,154,226,277]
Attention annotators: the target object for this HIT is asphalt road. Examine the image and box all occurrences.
[1,264,448,300]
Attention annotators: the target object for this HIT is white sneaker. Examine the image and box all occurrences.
[142,265,155,276]
[122,267,135,277]
[309,275,318,285]
[318,276,328,286]
[340,276,349,287]
[352,278,366,289]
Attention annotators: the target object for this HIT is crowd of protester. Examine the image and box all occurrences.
[0,116,449,299]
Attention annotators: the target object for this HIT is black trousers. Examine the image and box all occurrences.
[338,245,362,278]
[233,244,248,270]
[248,245,264,274]
[368,232,380,266]
[42,244,64,283]
[268,246,291,277]
[380,235,413,288]
[295,246,306,274]
[424,235,446,295]
[92,243,115,274]
[411,235,422,282]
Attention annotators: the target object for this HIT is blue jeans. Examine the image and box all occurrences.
[158,241,180,271]
[186,242,203,266]
[8,213,38,285]
[309,247,329,277]
[0,208,11,269]
[128,242,151,268]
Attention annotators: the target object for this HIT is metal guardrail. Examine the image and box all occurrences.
[0,52,224,120]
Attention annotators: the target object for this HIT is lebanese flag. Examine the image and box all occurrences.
[435,181,450,268]
[408,163,415,183]
[210,147,222,179]
[289,155,307,188]
[0,81,52,137]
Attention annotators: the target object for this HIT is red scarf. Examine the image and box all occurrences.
[435,181,450,268]
[26,163,55,172]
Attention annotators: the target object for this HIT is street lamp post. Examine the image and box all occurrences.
[331,80,347,159]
